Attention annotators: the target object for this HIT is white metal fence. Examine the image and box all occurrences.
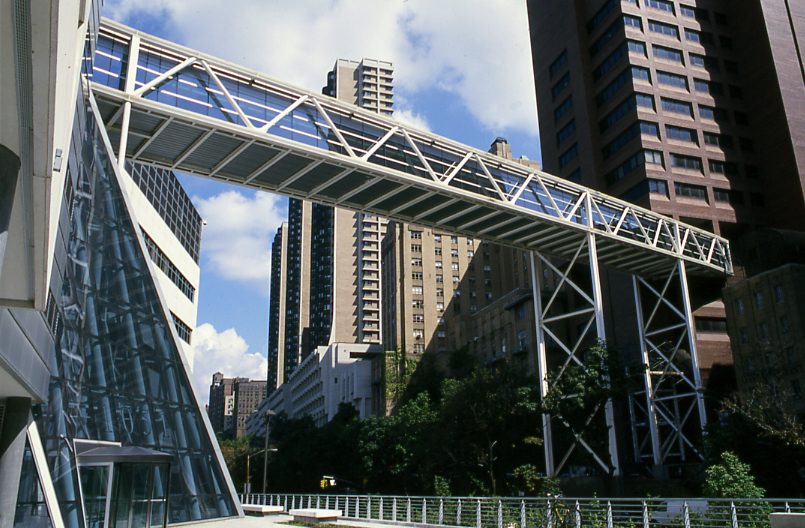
[239,493,804,528]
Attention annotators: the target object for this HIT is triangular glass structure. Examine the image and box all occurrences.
[36,93,237,528]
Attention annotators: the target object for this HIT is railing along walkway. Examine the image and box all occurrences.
[240,493,804,528]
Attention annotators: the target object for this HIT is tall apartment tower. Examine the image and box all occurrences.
[267,59,395,389]
[268,223,288,389]
[527,0,805,382]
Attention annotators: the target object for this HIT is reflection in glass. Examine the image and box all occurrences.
[80,466,110,528]
[14,437,52,528]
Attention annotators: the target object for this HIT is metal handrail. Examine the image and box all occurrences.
[239,493,802,528]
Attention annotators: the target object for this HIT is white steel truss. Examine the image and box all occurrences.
[89,19,732,281]
[90,20,724,479]
[529,233,619,478]
[632,261,707,472]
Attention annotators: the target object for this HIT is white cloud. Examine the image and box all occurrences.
[189,323,268,406]
[104,0,538,138]
[193,190,286,295]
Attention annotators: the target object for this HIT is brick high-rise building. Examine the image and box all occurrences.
[233,379,268,438]
[527,0,805,383]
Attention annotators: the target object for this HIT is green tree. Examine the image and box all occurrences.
[542,342,636,480]
[437,366,541,496]
[703,451,765,499]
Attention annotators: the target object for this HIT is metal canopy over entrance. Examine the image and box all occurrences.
[87,19,733,479]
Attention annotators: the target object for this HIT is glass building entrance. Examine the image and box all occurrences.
[78,446,171,528]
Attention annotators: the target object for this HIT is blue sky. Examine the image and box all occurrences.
[104,0,543,402]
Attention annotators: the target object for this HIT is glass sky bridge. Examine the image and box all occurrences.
[88,18,732,481]
[92,20,730,282]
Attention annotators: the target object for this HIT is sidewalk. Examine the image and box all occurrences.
[188,514,428,528]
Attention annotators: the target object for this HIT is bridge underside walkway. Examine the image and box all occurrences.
[90,19,732,477]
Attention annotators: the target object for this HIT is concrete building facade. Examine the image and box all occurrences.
[258,343,380,428]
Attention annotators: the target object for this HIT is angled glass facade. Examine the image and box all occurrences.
[35,88,237,527]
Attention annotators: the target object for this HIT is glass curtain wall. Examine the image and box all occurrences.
[35,86,237,527]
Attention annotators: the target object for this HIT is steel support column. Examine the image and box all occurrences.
[632,260,707,473]
[530,250,554,476]
[530,230,619,477]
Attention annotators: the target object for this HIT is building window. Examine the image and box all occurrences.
[556,119,576,145]
[559,144,579,168]
[775,285,785,304]
[435,261,442,269]
[661,98,692,116]
[451,236,458,244]
[412,286,423,295]
[708,160,738,176]
[740,327,749,344]
[781,316,791,335]
[647,0,674,12]
[413,300,424,309]
[704,133,733,149]
[554,96,574,123]
[694,79,723,95]
[596,67,649,107]
[412,272,423,280]
[451,249,459,257]
[451,263,459,271]
[666,125,698,143]
[413,344,425,354]
[648,20,679,38]
[436,288,444,297]
[434,234,442,243]
[518,330,528,348]
[587,0,618,33]
[787,346,797,366]
[756,292,764,309]
[438,330,446,339]
[690,54,719,71]
[674,183,707,200]
[653,45,683,63]
[657,71,688,90]
[436,274,443,283]
[759,321,769,341]
[411,244,422,253]
[410,231,422,239]
[550,49,568,77]
[484,265,491,272]
[736,298,745,315]
[412,258,422,266]
[699,105,729,122]
[713,188,742,205]
[436,302,444,311]
[670,153,702,171]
